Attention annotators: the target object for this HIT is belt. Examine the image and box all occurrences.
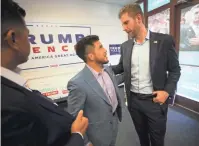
[131,91,156,100]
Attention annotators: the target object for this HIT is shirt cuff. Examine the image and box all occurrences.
[86,142,92,146]
[73,132,84,139]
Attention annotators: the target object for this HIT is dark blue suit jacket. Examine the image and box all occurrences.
[1,76,84,146]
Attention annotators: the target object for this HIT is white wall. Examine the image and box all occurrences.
[15,0,127,99]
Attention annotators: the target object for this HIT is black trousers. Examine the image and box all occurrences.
[128,92,168,146]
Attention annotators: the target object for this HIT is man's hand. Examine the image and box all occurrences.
[153,91,169,104]
[86,142,94,146]
[189,38,199,46]
[71,110,88,135]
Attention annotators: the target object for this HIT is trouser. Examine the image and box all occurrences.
[128,92,168,146]
[109,111,119,146]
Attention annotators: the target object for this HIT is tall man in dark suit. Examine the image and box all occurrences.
[112,4,181,146]
[1,0,88,146]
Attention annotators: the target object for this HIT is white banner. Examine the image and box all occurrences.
[19,23,90,99]
[19,23,91,69]
[25,64,85,99]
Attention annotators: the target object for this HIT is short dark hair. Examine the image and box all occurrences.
[1,0,26,40]
[119,3,144,24]
[75,35,99,62]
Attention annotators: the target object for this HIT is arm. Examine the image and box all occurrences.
[105,66,124,85]
[116,73,125,85]
[164,36,181,96]
[66,81,90,146]
[2,109,48,146]
[65,133,84,146]
[111,44,124,75]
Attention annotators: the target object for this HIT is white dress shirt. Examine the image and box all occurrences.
[1,67,28,88]
[131,30,153,94]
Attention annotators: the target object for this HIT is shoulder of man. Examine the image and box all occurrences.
[121,39,133,47]
[68,68,85,83]
[67,71,87,91]
[151,31,172,40]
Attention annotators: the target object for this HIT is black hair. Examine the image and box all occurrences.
[1,0,26,45]
[75,35,99,62]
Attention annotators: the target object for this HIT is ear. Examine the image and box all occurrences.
[87,53,94,61]
[5,29,20,52]
[136,14,142,23]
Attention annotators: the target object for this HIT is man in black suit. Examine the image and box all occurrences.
[112,4,181,146]
[1,0,88,146]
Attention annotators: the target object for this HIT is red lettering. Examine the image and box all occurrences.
[62,90,68,94]
[32,47,41,53]
[48,46,55,52]
[32,45,70,53]
[42,90,58,96]
[62,45,68,52]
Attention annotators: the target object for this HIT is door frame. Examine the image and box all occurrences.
[174,0,199,52]
[174,0,199,113]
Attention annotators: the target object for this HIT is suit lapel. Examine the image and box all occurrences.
[126,40,134,71]
[1,76,68,117]
[82,66,112,106]
[149,32,160,75]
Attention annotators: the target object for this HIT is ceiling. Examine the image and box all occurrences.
[84,0,137,5]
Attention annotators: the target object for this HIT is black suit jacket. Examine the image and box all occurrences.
[112,32,181,101]
[1,76,84,146]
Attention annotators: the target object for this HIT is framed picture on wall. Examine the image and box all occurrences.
[177,4,199,102]
[148,8,170,34]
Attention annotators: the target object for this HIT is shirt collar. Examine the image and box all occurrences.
[1,67,27,87]
[134,29,150,44]
[86,65,104,78]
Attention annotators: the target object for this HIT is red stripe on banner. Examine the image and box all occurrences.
[62,90,69,94]
[50,64,58,67]
[42,90,59,96]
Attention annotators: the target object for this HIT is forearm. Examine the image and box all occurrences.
[65,133,84,146]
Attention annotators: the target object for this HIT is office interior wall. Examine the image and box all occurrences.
[15,0,126,99]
